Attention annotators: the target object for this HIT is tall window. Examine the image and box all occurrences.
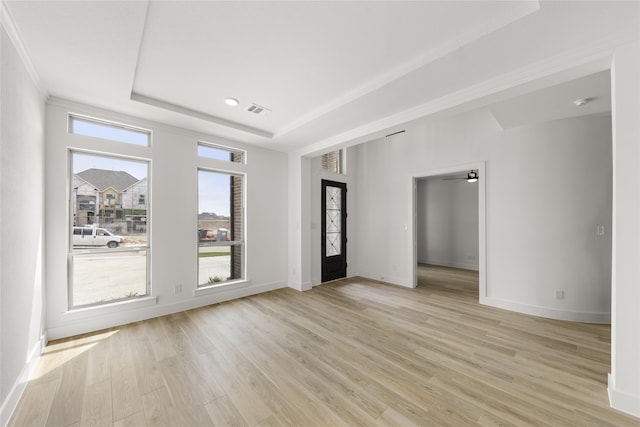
[70,151,149,308]
[198,170,244,286]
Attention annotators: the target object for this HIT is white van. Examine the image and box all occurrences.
[73,227,123,248]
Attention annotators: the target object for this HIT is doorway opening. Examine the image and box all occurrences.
[411,162,486,302]
[416,170,480,296]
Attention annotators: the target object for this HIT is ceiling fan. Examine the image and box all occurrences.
[442,170,479,183]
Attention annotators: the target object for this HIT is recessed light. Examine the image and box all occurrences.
[225,98,239,107]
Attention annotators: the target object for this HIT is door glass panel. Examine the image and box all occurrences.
[326,234,340,256]
[327,210,340,233]
[326,186,341,210]
[325,186,342,256]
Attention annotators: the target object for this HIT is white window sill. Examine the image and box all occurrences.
[193,279,250,297]
[62,295,157,320]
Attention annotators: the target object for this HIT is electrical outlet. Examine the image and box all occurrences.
[174,284,182,294]
[555,290,564,300]
[597,225,605,236]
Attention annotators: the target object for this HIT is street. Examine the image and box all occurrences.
[72,249,231,306]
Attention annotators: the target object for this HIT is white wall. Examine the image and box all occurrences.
[609,39,640,418]
[287,153,311,291]
[0,25,46,425]
[44,99,289,340]
[417,177,479,270]
[356,110,612,323]
[310,147,357,285]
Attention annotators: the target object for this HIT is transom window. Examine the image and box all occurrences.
[321,150,343,174]
[69,114,151,147]
[198,142,245,164]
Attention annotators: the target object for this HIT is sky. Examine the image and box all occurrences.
[72,118,148,147]
[198,170,232,216]
[73,153,147,180]
[197,146,236,216]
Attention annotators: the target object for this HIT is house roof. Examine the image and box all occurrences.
[76,169,140,192]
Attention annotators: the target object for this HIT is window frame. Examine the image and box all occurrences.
[196,167,246,289]
[68,149,152,309]
[69,113,152,147]
[321,149,344,174]
[198,141,247,164]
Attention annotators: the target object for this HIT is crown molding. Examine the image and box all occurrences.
[1,0,48,98]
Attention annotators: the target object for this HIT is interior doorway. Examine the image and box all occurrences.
[416,171,479,294]
[411,162,486,302]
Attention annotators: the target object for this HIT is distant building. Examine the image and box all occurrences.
[73,168,147,232]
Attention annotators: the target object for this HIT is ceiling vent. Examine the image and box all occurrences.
[246,103,271,115]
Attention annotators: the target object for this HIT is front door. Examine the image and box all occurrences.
[321,180,347,282]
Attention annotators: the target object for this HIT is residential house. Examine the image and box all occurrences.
[73,168,146,230]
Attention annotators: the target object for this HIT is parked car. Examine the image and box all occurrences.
[73,227,123,248]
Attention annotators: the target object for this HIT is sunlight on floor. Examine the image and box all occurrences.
[30,330,119,380]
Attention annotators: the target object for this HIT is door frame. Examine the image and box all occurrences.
[410,161,487,302]
[321,179,348,282]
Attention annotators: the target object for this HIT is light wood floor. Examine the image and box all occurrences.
[10,265,640,426]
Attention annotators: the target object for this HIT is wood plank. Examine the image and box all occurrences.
[204,395,248,427]
[80,378,112,427]
[111,366,142,422]
[9,265,640,426]
[86,336,111,386]
[112,411,146,427]
[141,383,213,427]
[8,379,59,427]
[45,350,89,427]
[128,336,164,395]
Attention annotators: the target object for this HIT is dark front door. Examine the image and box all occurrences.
[321,180,347,282]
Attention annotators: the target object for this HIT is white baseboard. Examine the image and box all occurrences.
[1,333,47,427]
[288,280,312,291]
[482,296,611,324]
[357,272,413,288]
[418,258,479,271]
[47,280,286,340]
[311,275,355,286]
[608,374,640,418]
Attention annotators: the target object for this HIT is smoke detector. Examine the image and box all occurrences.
[246,103,271,115]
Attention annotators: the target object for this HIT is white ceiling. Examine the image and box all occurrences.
[490,70,611,129]
[132,1,535,135]
[4,1,638,153]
